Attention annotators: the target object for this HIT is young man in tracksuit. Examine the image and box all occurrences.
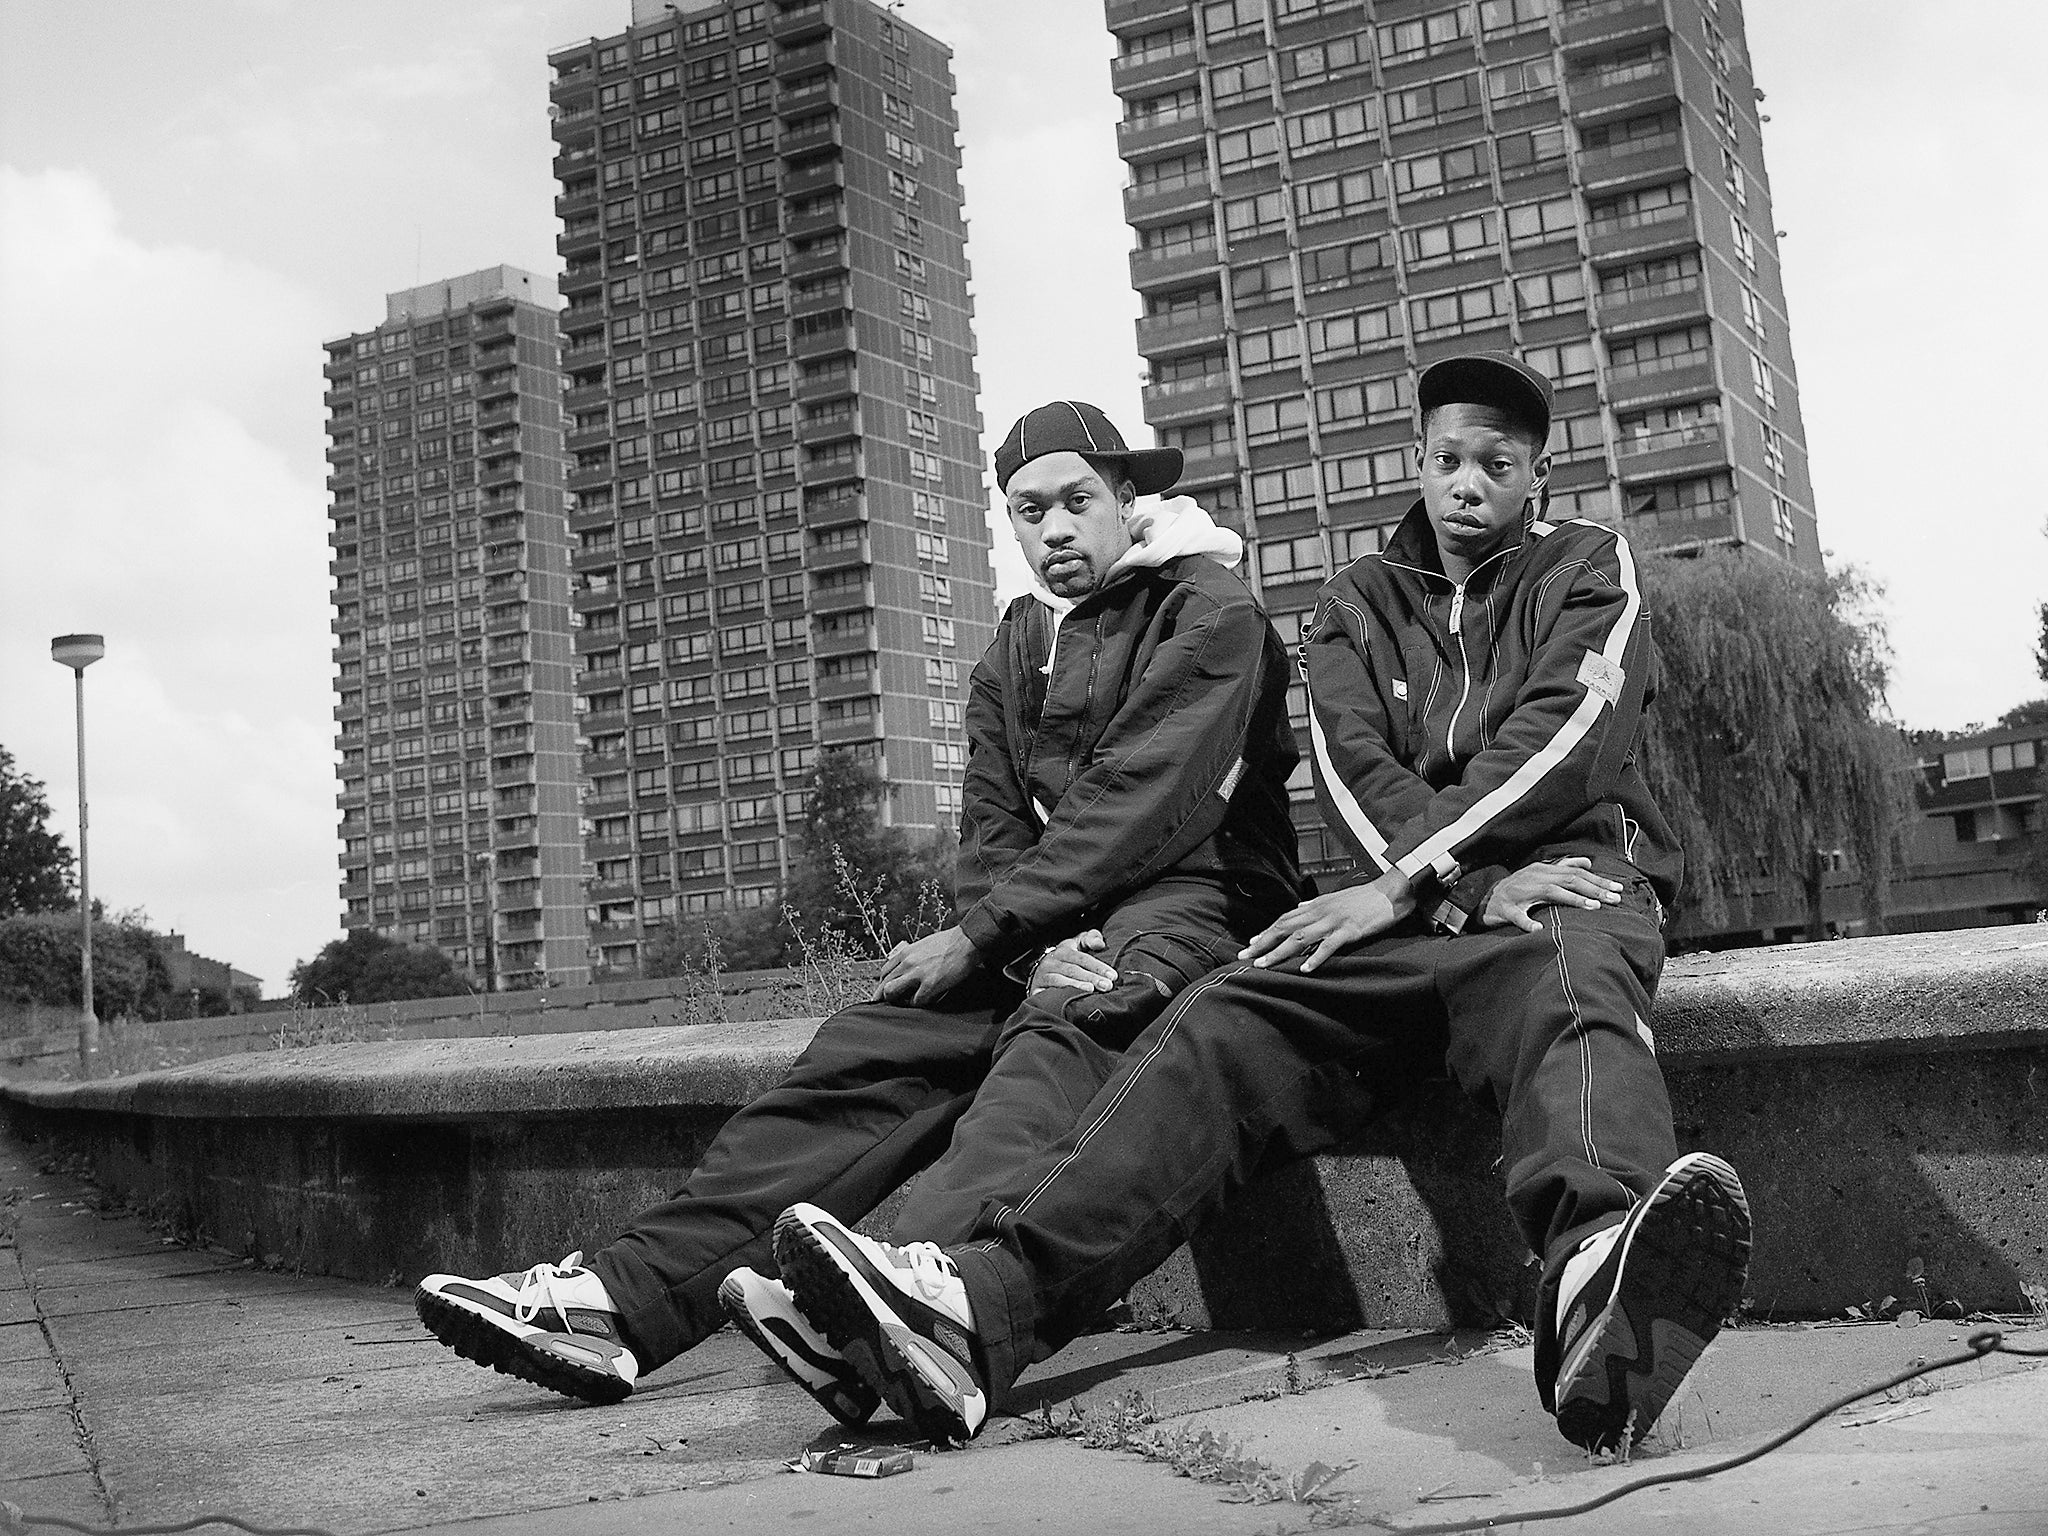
[414,401,1301,1422]
[774,353,1754,1456]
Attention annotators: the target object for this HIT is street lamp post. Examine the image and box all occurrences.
[473,849,498,995]
[51,634,105,1064]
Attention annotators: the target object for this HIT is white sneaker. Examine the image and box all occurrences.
[416,1251,638,1404]
[719,1266,879,1425]
[1548,1153,1751,1451]
[771,1203,988,1444]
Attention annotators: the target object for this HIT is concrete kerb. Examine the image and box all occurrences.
[3,928,2044,1332]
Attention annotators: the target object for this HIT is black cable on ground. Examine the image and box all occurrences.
[0,1513,341,1536]
[1360,1326,2048,1534]
[4,1329,2043,1536]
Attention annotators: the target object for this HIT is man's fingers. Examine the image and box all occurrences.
[1250,929,1312,968]
[1298,926,1353,973]
[1540,882,1605,908]
[1511,908,1544,933]
[1554,872,1623,902]
[1036,960,1115,992]
[1240,925,1290,960]
[1076,929,1106,952]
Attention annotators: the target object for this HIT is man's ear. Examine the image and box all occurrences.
[1527,452,1552,515]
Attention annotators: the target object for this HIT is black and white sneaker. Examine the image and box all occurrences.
[772,1203,989,1445]
[719,1266,880,1426]
[415,1251,637,1405]
[1546,1152,1752,1453]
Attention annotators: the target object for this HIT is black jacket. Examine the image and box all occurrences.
[1304,505,1681,930]
[954,554,1302,967]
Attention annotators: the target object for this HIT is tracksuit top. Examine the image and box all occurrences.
[953,551,1302,969]
[1303,502,1682,932]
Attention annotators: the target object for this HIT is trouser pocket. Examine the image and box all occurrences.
[1059,930,1235,1048]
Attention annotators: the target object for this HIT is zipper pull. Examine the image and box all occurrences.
[1448,585,1465,635]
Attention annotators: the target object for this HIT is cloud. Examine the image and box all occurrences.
[0,166,341,991]
[172,51,503,168]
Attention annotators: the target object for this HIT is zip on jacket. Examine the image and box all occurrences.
[1302,502,1681,931]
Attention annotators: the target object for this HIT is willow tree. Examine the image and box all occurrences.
[1637,548,1911,941]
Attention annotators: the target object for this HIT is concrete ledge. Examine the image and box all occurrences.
[5,929,2044,1332]
[0,1016,822,1121]
[0,964,865,1078]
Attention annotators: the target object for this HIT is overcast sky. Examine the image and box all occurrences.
[2,1,2043,993]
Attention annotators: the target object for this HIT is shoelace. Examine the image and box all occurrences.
[511,1250,590,1331]
[879,1239,964,1306]
[883,1239,960,1279]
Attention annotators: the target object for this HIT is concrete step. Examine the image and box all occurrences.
[4,928,2045,1331]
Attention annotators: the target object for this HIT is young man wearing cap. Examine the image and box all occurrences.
[773,353,1753,1457]
[414,401,1301,1426]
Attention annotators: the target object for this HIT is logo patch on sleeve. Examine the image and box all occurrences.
[1576,651,1625,707]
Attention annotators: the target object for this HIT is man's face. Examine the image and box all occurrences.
[1005,451,1135,599]
[1417,403,1549,572]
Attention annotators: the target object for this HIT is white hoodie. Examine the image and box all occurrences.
[1024,495,1245,631]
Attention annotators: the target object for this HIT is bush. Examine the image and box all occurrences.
[0,910,173,1018]
[289,928,472,1004]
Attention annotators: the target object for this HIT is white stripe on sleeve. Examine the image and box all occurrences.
[1307,679,1392,870]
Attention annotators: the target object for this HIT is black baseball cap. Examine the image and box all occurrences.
[1417,352,1553,444]
[993,401,1182,496]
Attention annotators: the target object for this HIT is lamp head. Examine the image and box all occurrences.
[51,634,105,672]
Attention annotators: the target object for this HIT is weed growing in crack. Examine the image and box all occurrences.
[1020,1388,1353,1507]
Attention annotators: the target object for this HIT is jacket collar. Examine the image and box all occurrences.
[1377,498,1534,591]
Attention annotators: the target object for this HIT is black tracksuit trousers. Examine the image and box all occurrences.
[586,876,1262,1373]
[949,870,1677,1404]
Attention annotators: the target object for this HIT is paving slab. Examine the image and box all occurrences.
[0,1319,50,1364]
[0,1346,70,1411]
[1163,1326,2048,1525]
[30,1250,269,1286]
[6,1126,2046,1536]
[1,1404,89,1482]
[0,1470,105,1524]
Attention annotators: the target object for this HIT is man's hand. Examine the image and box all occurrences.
[1480,857,1623,933]
[1240,869,1416,973]
[1029,929,1118,994]
[875,925,983,1006]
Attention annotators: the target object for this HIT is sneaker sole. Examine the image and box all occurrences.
[717,1273,879,1426]
[772,1210,983,1446]
[415,1284,632,1406]
[1553,1153,1751,1453]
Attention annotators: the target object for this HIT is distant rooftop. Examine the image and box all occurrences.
[384,265,557,324]
[630,0,721,22]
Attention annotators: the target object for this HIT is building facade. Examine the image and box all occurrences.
[324,266,590,991]
[547,0,993,975]
[1676,723,2046,947]
[1105,0,1821,870]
